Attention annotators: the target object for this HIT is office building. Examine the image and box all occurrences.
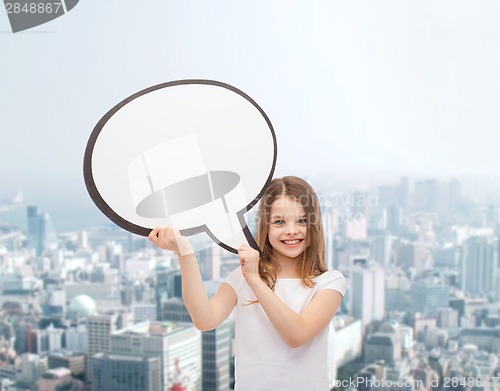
[110,321,202,390]
[132,303,157,323]
[20,353,48,383]
[156,268,183,320]
[27,205,57,256]
[329,316,363,380]
[202,319,232,391]
[364,332,400,366]
[395,241,427,272]
[93,353,161,391]
[48,350,86,377]
[198,245,221,281]
[87,312,131,383]
[371,234,392,269]
[460,236,498,297]
[65,324,88,352]
[162,295,232,391]
[411,279,449,317]
[351,260,385,328]
[37,368,72,391]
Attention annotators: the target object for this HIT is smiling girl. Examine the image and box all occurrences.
[149,176,346,391]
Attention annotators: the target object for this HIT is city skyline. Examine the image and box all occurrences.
[2,165,500,390]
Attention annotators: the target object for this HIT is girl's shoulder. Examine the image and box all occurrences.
[222,266,244,293]
[314,269,347,296]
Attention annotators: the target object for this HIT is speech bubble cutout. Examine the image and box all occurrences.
[83,80,277,254]
[4,0,79,33]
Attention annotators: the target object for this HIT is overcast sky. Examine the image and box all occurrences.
[1,1,500,228]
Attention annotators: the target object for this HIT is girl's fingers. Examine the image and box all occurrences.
[148,227,160,243]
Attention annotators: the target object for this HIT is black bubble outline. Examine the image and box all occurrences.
[83,79,277,255]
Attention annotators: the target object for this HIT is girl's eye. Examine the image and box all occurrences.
[298,218,307,225]
[273,220,285,225]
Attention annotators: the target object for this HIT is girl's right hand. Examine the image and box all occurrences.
[148,227,192,255]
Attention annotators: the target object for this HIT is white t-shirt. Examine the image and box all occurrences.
[222,267,347,391]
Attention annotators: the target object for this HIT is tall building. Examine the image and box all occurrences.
[386,205,403,235]
[322,207,338,270]
[414,180,439,213]
[371,234,392,268]
[411,279,449,317]
[364,321,402,365]
[329,316,363,379]
[45,324,64,351]
[65,324,88,352]
[87,312,130,384]
[378,185,396,208]
[433,245,459,268]
[460,236,498,298]
[162,298,191,323]
[436,307,459,329]
[202,320,232,391]
[396,176,410,211]
[198,246,221,281]
[156,268,183,320]
[44,288,66,317]
[110,321,202,390]
[350,260,385,328]
[27,205,57,255]
[364,333,400,365]
[93,353,161,391]
[395,241,427,272]
[20,353,48,383]
[161,296,233,391]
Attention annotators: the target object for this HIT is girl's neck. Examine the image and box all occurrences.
[274,252,300,279]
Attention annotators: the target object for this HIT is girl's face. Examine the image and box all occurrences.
[267,196,308,263]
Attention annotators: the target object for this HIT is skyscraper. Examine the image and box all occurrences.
[156,268,182,320]
[87,312,130,384]
[27,205,44,255]
[350,260,385,328]
[161,293,233,391]
[460,236,498,298]
[110,321,202,390]
[202,320,232,391]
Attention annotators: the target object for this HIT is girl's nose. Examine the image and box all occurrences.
[285,223,299,235]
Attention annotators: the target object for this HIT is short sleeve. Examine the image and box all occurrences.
[222,266,243,295]
[317,270,347,296]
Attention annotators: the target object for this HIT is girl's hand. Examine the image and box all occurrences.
[238,244,261,286]
[148,227,193,255]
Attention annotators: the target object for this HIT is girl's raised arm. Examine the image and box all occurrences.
[149,227,237,331]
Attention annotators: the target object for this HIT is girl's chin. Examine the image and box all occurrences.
[274,247,305,260]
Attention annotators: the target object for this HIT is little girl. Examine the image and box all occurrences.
[149,176,346,391]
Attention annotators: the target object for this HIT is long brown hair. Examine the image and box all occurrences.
[254,176,327,291]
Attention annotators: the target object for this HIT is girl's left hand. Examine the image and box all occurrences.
[238,244,261,285]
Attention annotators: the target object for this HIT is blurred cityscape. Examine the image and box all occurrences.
[1,175,500,390]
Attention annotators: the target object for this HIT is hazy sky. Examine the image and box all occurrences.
[1,1,500,228]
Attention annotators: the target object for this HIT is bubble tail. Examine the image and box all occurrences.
[207,213,262,255]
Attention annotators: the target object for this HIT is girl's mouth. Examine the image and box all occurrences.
[281,239,303,246]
